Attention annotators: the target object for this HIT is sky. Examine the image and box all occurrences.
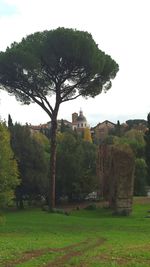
[0,0,150,126]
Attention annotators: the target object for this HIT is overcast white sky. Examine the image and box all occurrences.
[0,0,150,126]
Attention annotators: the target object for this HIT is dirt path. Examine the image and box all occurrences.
[46,238,106,267]
[3,238,106,267]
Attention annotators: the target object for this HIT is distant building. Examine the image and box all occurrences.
[29,110,89,136]
[29,123,49,135]
[47,119,72,130]
[92,120,116,141]
[29,119,72,136]
[72,110,90,132]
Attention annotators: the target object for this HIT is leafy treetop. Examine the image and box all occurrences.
[0,27,119,119]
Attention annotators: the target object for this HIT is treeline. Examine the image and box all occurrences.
[1,114,150,209]
[0,116,97,208]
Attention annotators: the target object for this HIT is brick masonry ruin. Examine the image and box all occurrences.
[97,144,135,215]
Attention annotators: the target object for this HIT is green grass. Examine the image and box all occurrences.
[0,198,150,266]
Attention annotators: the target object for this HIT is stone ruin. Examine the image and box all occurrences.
[97,144,135,215]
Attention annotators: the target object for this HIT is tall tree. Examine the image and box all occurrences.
[83,127,92,143]
[115,120,121,137]
[8,114,13,128]
[0,28,119,210]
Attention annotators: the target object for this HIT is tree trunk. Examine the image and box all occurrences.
[49,119,57,211]
[15,185,24,210]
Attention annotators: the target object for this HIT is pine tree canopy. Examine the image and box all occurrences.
[0,27,119,118]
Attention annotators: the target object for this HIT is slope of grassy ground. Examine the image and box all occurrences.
[0,198,150,266]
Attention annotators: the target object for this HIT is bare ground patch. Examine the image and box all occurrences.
[3,238,106,267]
[45,238,106,267]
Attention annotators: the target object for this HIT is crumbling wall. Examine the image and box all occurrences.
[97,144,135,215]
[110,145,135,215]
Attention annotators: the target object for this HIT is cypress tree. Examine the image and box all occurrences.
[8,114,13,127]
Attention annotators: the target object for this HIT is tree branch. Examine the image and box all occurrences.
[41,57,57,84]
[60,75,88,101]
[61,93,82,103]
[14,82,53,118]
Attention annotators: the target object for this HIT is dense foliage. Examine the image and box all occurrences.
[134,158,147,196]
[56,132,97,201]
[0,122,19,207]
[1,120,97,207]
[83,127,92,143]
[9,123,49,208]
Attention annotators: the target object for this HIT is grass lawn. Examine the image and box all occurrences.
[0,197,150,266]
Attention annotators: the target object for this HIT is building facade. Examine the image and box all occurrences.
[72,110,89,132]
[92,120,116,142]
